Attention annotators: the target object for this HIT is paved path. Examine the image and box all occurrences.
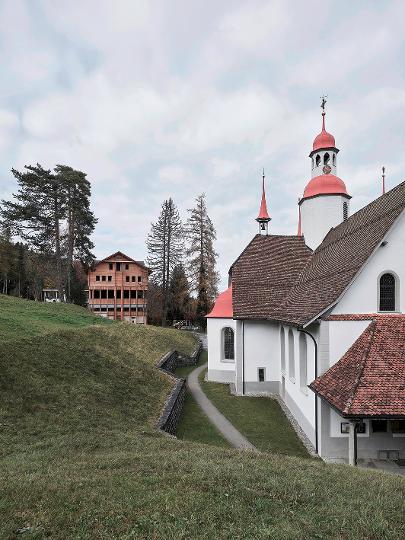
[187,362,257,451]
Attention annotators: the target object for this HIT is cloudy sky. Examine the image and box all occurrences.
[1,0,405,289]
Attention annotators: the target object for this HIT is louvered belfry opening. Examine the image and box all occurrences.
[379,273,396,311]
[223,327,235,360]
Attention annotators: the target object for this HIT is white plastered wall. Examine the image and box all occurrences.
[300,194,349,250]
[243,320,280,386]
[333,209,405,314]
[280,324,316,446]
[207,317,236,383]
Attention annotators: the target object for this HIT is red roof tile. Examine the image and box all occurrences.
[310,316,405,417]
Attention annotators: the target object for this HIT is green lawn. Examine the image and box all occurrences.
[176,390,229,447]
[200,367,309,458]
[1,295,405,539]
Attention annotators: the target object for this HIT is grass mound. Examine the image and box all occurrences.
[0,295,404,539]
[0,293,110,341]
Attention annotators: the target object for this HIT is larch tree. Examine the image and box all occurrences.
[146,198,183,326]
[185,193,219,326]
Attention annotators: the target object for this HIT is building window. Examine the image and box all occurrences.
[222,327,235,361]
[333,154,336,166]
[280,327,285,373]
[94,290,100,299]
[107,275,112,282]
[116,262,121,271]
[372,419,388,433]
[126,276,130,282]
[341,421,366,434]
[288,329,295,381]
[100,290,107,299]
[109,263,113,270]
[132,276,136,282]
[315,154,321,167]
[96,275,100,281]
[116,290,121,299]
[324,152,330,165]
[391,420,405,434]
[108,290,114,299]
[379,273,396,311]
[130,290,137,299]
[125,264,129,270]
[299,333,307,393]
[311,157,314,169]
[124,290,129,299]
[138,276,142,282]
[138,290,144,299]
[343,201,348,221]
[258,368,265,382]
[101,275,106,282]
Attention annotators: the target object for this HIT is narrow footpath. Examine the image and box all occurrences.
[187,361,257,451]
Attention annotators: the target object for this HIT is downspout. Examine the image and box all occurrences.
[298,327,318,455]
[242,320,245,396]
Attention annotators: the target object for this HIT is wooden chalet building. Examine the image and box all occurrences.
[87,251,150,323]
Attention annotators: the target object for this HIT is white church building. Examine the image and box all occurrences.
[207,107,405,465]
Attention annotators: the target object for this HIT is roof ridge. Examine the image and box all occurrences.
[344,320,376,415]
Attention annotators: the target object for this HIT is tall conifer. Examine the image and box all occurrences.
[146,198,183,325]
[185,193,219,326]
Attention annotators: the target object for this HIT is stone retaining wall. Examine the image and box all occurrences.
[157,337,203,435]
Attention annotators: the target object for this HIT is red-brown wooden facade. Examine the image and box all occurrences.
[87,251,149,323]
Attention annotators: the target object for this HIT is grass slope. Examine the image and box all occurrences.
[0,294,110,341]
[1,296,405,539]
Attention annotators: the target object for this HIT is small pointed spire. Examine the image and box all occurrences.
[382,166,386,195]
[297,199,302,236]
[256,170,271,234]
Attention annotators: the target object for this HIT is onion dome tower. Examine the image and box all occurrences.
[299,99,351,250]
[256,170,271,235]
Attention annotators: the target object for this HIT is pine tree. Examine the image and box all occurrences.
[146,198,183,325]
[0,164,65,298]
[186,194,219,326]
[54,165,97,302]
[168,264,191,324]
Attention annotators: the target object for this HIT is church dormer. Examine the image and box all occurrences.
[299,99,351,250]
[256,170,271,235]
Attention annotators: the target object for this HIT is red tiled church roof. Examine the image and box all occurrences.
[207,286,233,318]
[231,235,312,320]
[310,315,405,417]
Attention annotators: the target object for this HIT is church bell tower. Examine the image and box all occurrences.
[299,99,351,250]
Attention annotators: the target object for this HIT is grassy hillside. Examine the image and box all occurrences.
[1,295,404,539]
[0,294,111,341]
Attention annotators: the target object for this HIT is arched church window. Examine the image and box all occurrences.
[280,327,285,373]
[315,155,321,167]
[299,334,307,393]
[324,152,330,165]
[343,201,348,221]
[379,273,397,312]
[288,329,295,381]
[311,157,314,169]
[222,327,235,360]
[333,154,336,166]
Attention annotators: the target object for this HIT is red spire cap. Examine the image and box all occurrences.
[312,112,336,151]
[256,172,271,222]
